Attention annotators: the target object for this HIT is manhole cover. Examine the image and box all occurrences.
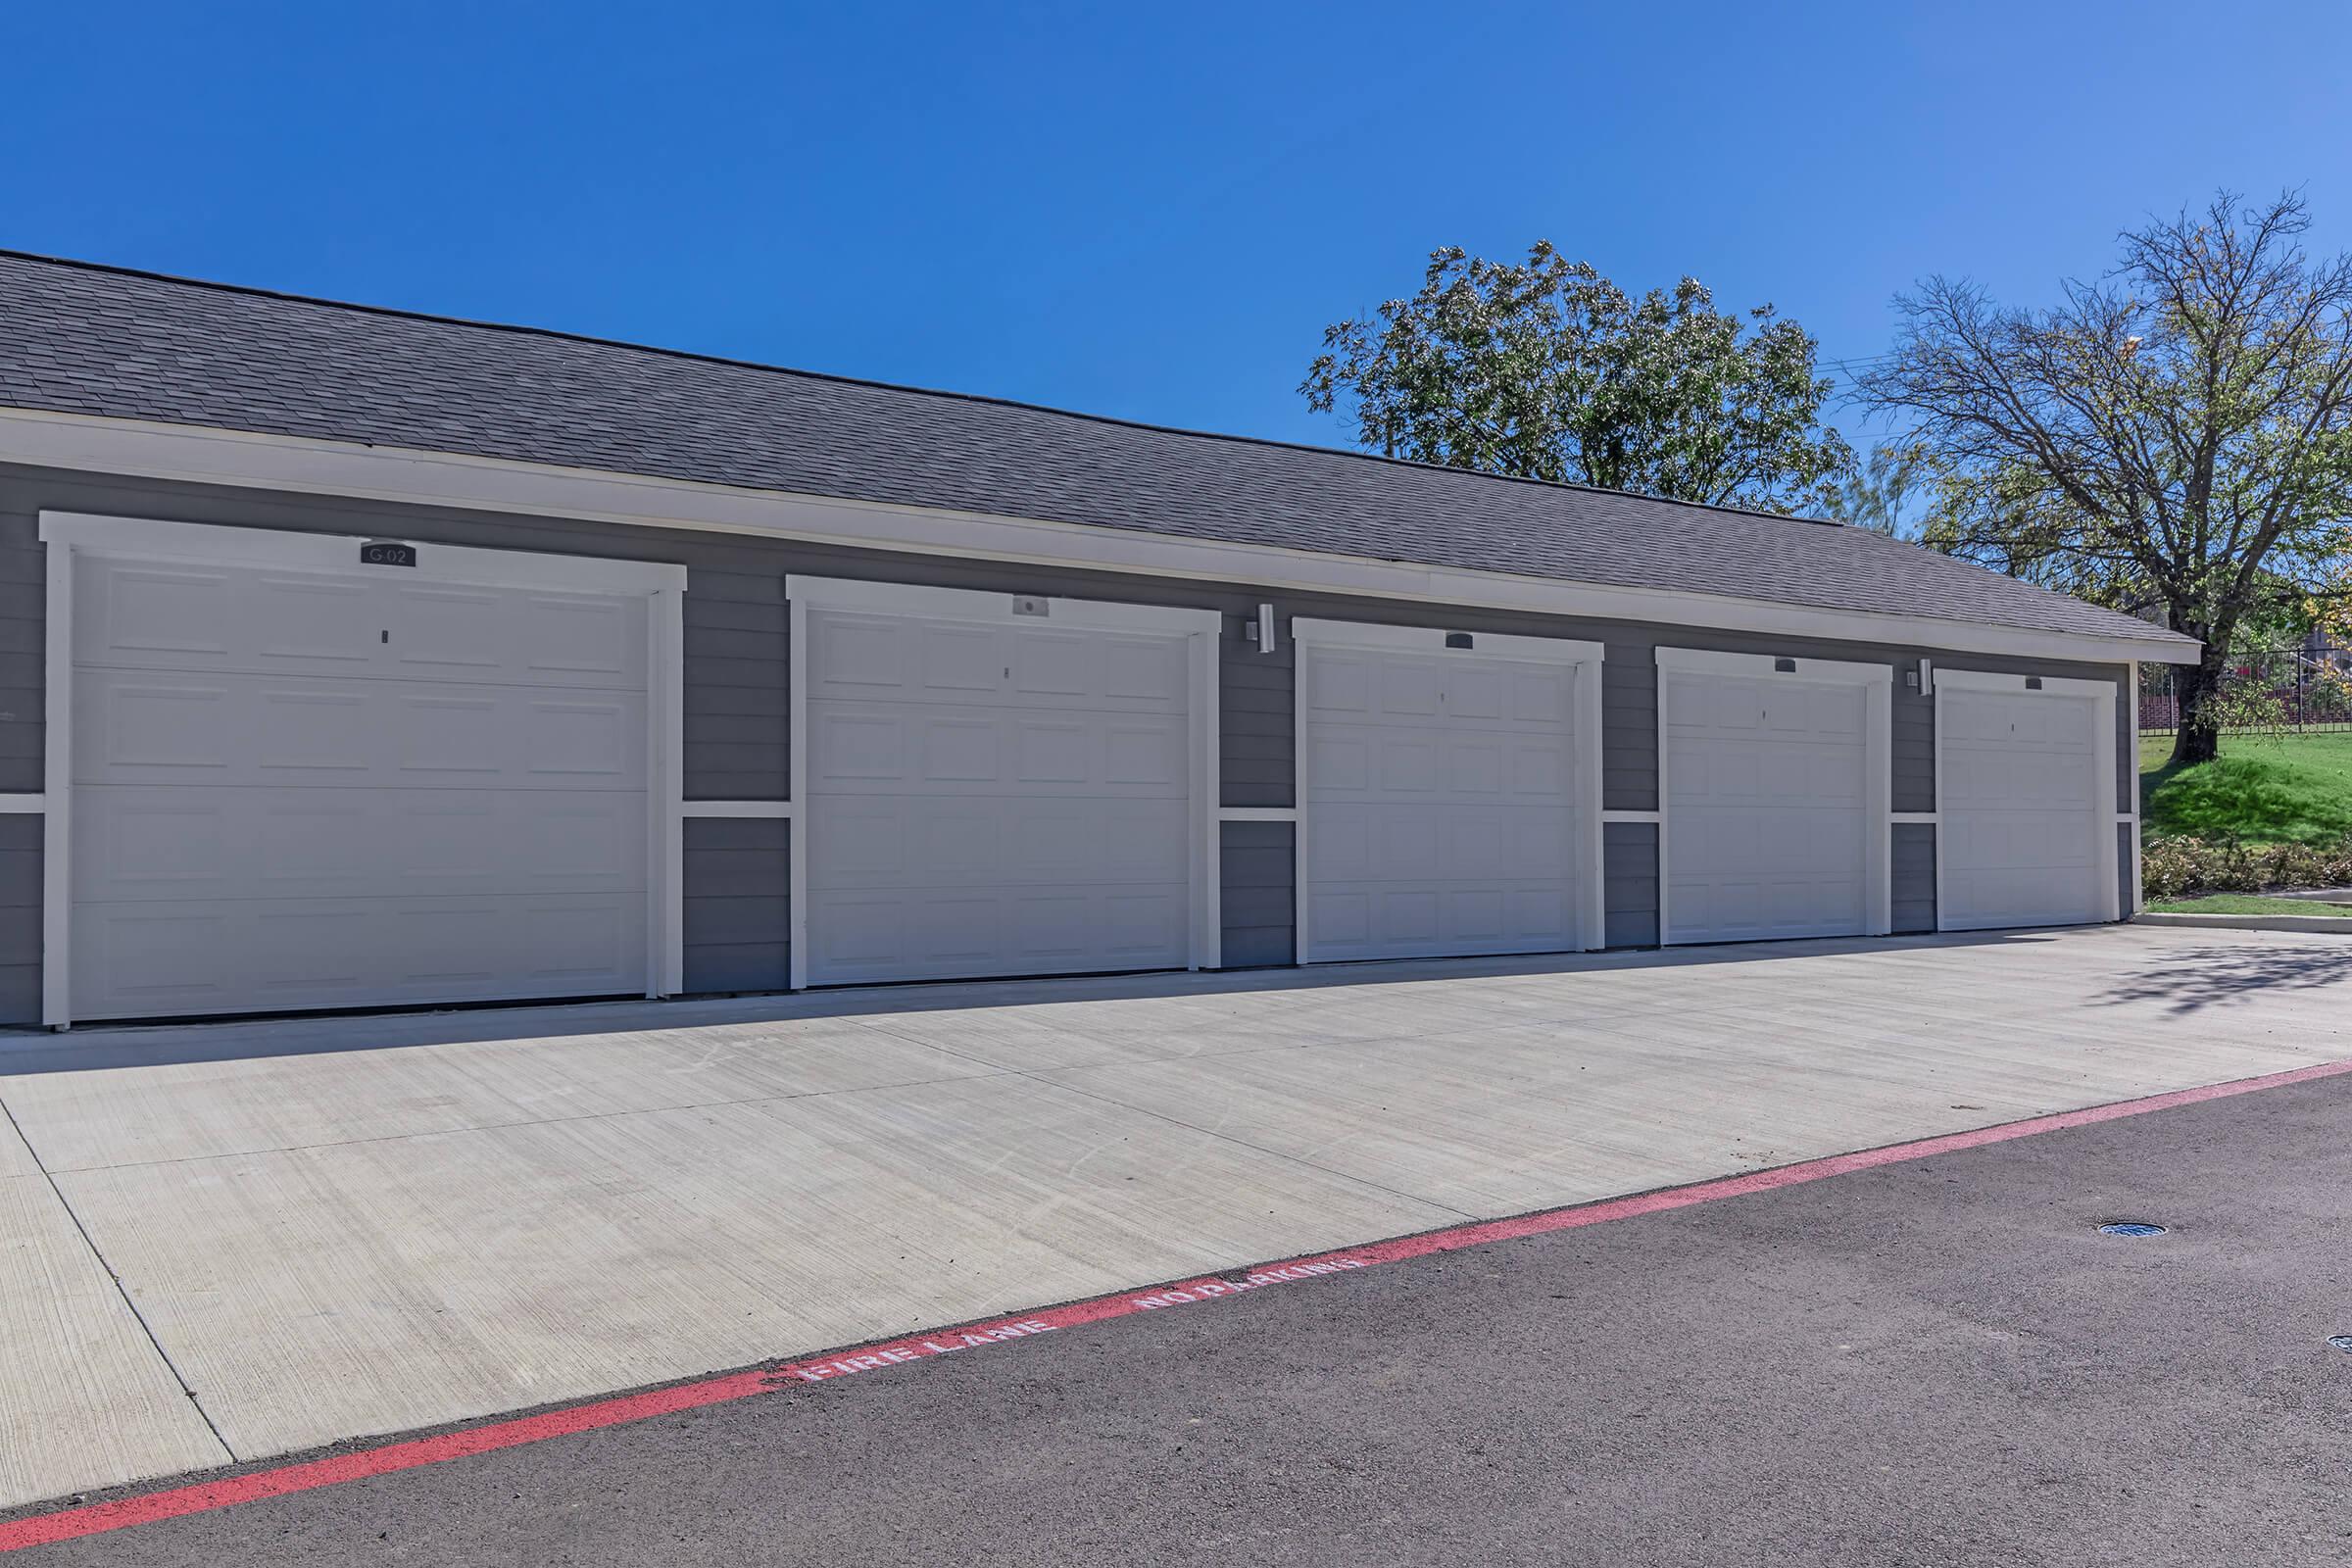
[2328,1336,2352,1353]
[2096,1222,2168,1237]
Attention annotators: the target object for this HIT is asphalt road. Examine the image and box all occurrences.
[19,1070,2352,1566]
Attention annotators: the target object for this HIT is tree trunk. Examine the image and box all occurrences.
[2171,648,2228,764]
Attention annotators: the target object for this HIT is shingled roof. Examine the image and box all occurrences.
[0,251,2189,652]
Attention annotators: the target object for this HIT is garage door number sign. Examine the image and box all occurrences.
[360,539,418,568]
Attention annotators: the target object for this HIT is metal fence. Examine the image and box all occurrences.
[2138,642,2352,735]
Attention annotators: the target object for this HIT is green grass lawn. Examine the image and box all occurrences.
[2144,893,2352,916]
[2138,730,2352,845]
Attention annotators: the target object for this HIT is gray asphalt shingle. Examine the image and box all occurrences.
[0,252,2186,650]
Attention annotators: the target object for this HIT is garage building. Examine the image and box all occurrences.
[0,253,2198,1026]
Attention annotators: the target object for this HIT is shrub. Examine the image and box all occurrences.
[2141,833,2352,901]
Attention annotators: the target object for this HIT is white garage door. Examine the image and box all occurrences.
[797,588,1210,986]
[1298,623,1599,963]
[1661,653,1887,944]
[69,548,657,1021]
[1938,678,2115,930]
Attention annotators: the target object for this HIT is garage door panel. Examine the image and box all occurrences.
[1304,655,1372,714]
[1939,689,2106,930]
[75,787,646,902]
[1379,661,1442,715]
[808,700,1186,798]
[68,548,655,1020]
[1101,722,1187,787]
[1303,643,1589,963]
[70,892,648,1021]
[801,604,1199,986]
[1664,669,1873,944]
[1669,872,1864,942]
[808,611,1185,715]
[1307,801,1569,882]
[809,796,1188,891]
[74,557,647,689]
[1306,733,1371,791]
[75,668,649,790]
[1306,878,1576,961]
[809,884,1189,982]
[388,587,644,686]
[1311,721,1567,805]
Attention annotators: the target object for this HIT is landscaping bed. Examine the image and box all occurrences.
[2139,732,2352,909]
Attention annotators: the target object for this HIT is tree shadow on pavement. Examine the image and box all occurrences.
[2102,942,2352,1015]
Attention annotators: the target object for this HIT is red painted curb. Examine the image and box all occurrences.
[6,1053,2347,1553]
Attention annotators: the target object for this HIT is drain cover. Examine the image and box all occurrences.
[2329,1337,2352,1353]
[2097,1222,2168,1237]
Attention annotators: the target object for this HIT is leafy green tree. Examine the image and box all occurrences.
[1857,192,2352,764]
[1301,242,1853,514]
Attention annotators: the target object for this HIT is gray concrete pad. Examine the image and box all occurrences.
[0,1174,228,1506]
[42,1062,2347,1568]
[0,924,2347,1509]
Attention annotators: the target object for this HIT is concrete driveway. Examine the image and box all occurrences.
[2,924,2347,1510]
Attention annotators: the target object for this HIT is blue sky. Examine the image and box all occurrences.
[6,1,2348,457]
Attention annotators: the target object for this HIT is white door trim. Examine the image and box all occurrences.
[1293,617,1608,960]
[1655,647,1894,945]
[1932,667,2118,702]
[35,509,689,1026]
[41,538,72,1028]
[1293,616,1606,667]
[1653,646,1896,683]
[782,574,1224,987]
[1932,667,2122,930]
[38,511,687,594]
[785,573,1217,636]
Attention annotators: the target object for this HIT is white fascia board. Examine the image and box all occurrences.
[1933,668,2117,700]
[785,572,1220,635]
[1655,646,1893,685]
[1292,616,1602,665]
[0,406,2200,665]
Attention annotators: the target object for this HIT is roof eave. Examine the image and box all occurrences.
[0,404,2200,666]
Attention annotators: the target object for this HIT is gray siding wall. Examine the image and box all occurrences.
[1890,823,1937,934]
[1892,657,1936,813]
[1600,645,1658,812]
[1220,634,1295,809]
[1220,821,1295,968]
[686,573,791,800]
[0,462,2144,1015]
[0,815,37,1020]
[681,817,791,994]
[1601,821,1659,949]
